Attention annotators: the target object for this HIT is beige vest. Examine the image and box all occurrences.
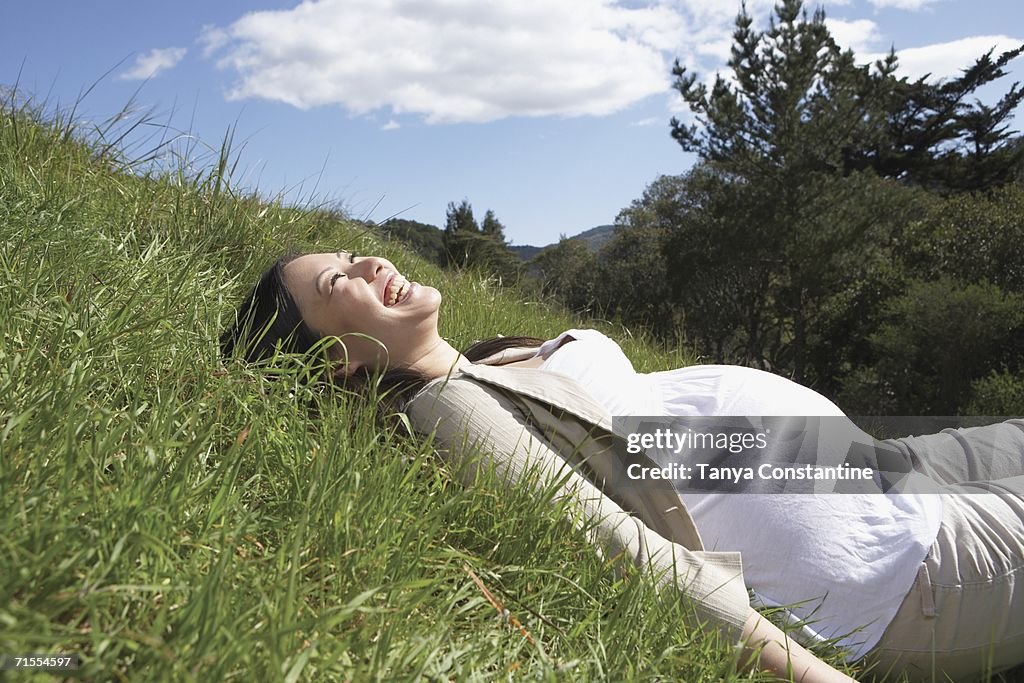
[406,347,751,639]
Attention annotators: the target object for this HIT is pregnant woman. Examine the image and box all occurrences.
[221,250,1024,682]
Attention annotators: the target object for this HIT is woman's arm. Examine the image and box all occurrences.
[408,375,857,680]
[740,608,858,682]
[407,375,751,633]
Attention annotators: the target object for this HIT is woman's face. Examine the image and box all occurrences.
[283,250,443,374]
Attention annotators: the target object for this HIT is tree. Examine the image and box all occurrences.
[671,0,1024,195]
[861,45,1024,194]
[480,209,508,243]
[601,174,694,343]
[443,199,520,281]
[596,225,680,341]
[902,183,1024,293]
[444,199,479,234]
[839,278,1024,414]
[671,0,890,185]
[664,1,907,375]
[662,0,1020,390]
[379,218,445,266]
[967,371,1024,416]
[529,236,598,314]
[443,199,479,267]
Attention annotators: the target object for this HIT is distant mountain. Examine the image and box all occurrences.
[508,244,544,261]
[510,224,618,262]
[569,224,618,251]
[379,218,619,264]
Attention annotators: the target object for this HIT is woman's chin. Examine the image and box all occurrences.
[390,282,442,319]
[416,283,443,308]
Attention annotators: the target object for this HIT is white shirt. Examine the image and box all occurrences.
[537,329,943,660]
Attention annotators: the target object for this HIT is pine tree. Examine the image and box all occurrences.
[658,0,1024,405]
[444,199,479,235]
[443,199,479,267]
[664,0,933,381]
[442,200,519,280]
[480,209,507,243]
[671,0,1024,194]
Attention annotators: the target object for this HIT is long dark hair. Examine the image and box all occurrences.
[220,253,320,362]
[221,255,545,410]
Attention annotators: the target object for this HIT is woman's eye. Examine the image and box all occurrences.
[330,272,345,289]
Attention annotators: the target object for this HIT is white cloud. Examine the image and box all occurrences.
[381,120,401,131]
[200,0,1023,125]
[694,37,733,62]
[863,35,1023,81]
[825,18,883,56]
[668,0,776,29]
[120,47,187,80]
[198,25,229,57]
[867,0,941,10]
[203,0,689,124]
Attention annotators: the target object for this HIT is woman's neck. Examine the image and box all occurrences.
[407,337,470,379]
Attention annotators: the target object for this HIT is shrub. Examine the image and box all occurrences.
[846,277,1024,414]
[967,370,1024,416]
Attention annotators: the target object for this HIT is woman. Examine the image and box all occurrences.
[222,251,1024,682]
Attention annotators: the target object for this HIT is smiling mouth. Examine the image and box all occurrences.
[384,274,410,306]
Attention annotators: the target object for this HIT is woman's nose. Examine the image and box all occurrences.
[351,256,394,281]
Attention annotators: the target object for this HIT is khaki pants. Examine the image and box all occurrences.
[865,420,1024,682]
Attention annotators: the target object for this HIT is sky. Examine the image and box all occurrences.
[3,0,1023,247]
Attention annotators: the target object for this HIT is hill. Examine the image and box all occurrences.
[567,223,618,251]
[378,216,618,263]
[376,217,445,265]
[1,98,815,680]
[509,223,618,261]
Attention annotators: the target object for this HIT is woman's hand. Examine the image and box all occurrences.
[739,608,859,682]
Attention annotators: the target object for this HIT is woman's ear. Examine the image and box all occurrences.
[316,337,358,380]
[332,359,364,380]
[322,333,386,381]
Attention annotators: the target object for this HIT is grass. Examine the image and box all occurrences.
[0,87,890,682]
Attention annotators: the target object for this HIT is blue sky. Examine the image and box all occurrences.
[3,0,1022,247]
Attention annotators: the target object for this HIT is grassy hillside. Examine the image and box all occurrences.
[0,96,857,681]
